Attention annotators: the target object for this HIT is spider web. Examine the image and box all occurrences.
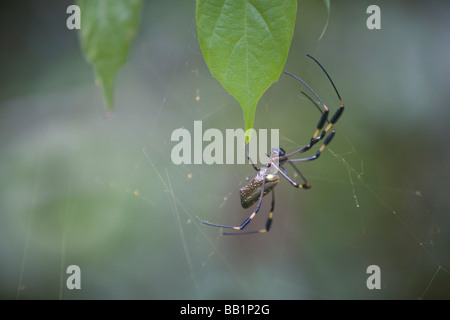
[2,0,449,300]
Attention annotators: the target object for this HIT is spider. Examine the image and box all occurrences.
[202,54,344,235]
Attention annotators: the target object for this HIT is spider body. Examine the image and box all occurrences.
[202,55,344,235]
[239,147,287,208]
[240,167,279,209]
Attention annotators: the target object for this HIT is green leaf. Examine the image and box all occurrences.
[318,0,330,41]
[196,0,297,141]
[77,0,143,111]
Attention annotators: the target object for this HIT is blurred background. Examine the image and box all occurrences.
[1,0,449,299]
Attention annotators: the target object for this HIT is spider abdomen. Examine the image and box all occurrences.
[239,174,279,209]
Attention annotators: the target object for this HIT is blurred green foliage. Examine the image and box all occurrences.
[77,0,143,110]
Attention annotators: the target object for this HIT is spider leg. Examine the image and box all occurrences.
[307,54,345,134]
[245,142,260,171]
[287,130,335,163]
[284,72,329,156]
[283,55,344,160]
[281,95,340,161]
[222,190,275,235]
[288,162,311,188]
[271,162,311,189]
[201,175,267,232]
